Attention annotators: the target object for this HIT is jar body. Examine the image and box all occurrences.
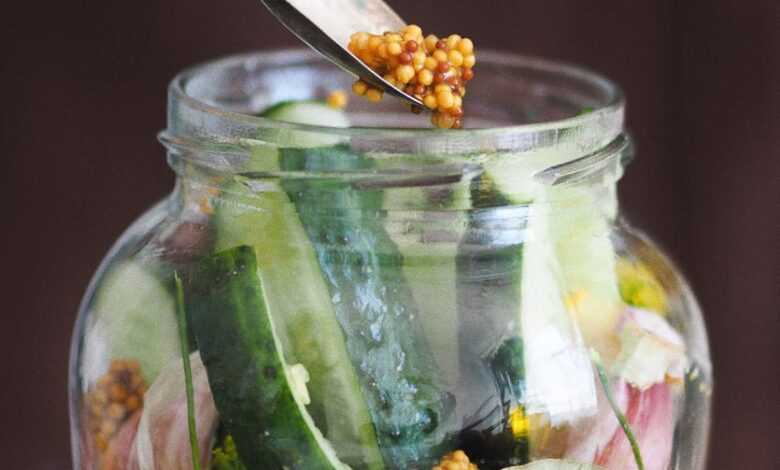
[69,51,712,470]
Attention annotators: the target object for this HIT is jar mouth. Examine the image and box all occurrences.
[166,49,625,155]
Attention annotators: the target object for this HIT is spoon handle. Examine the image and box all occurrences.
[260,0,423,106]
[283,0,404,46]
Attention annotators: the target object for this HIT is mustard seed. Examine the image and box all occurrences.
[424,94,438,109]
[418,69,434,85]
[326,90,348,109]
[433,49,448,63]
[365,88,384,102]
[347,25,476,128]
[387,42,403,56]
[446,34,462,50]
[352,80,368,96]
[458,38,474,54]
[403,24,423,37]
[447,76,462,88]
[448,49,464,67]
[424,34,439,52]
[436,90,454,109]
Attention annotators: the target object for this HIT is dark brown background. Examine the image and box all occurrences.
[2,0,777,468]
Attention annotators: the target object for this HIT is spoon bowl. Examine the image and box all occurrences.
[260,0,425,108]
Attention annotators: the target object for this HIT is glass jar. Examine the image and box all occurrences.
[69,50,712,470]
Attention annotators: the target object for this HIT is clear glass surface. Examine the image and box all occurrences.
[69,50,712,470]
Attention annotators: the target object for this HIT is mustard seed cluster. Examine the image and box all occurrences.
[432,449,479,470]
[84,359,146,453]
[347,25,476,129]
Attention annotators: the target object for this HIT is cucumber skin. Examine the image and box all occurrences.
[186,246,339,470]
[213,102,384,469]
[213,181,384,470]
[280,145,451,468]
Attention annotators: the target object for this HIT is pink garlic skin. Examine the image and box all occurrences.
[128,352,218,470]
[102,411,142,470]
[78,409,143,470]
[565,380,675,470]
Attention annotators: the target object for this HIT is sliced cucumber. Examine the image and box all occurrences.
[466,152,619,444]
[518,199,598,423]
[455,174,529,468]
[477,149,619,427]
[260,100,349,148]
[280,144,453,468]
[544,185,623,350]
[242,99,350,172]
[82,260,179,384]
[502,459,604,469]
[213,180,383,469]
[372,152,475,395]
[261,100,350,128]
[213,102,383,469]
[384,173,472,392]
[482,148,623,350]
[186,246,350,470]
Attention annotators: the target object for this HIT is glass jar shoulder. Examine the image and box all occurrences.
[612,217,712,376]
[68,193,213,466]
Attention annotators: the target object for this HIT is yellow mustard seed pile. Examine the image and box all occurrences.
[347,24,476,129]
[432,449,479,470]
[84,359,146,452]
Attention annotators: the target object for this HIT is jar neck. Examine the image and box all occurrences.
[171,133,629,223]
[162,50,630,219]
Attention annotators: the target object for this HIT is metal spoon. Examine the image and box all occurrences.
[259,0,424,108]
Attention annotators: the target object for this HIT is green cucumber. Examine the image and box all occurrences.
[186,246,349,470]
[259,100,349,148]
[482,149,623,349]
[212,101,384,469]
[380,161,473,392]
[280,144,452,468]
[212,180,383,469]
[479,149,618,425]
[517,200,598,422]
[82,260,179,384]
[261,100,350,128]
[544,186,623,348]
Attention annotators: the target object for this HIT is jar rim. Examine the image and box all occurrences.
[167,49,625,154]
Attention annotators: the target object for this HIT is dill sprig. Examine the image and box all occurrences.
[593,355,645,470]
[175,272,202,470]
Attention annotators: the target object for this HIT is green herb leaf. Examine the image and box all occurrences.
[592,354,645,470]
[175,272,202,470]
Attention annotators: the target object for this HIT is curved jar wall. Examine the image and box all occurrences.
[69,50,712,470]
